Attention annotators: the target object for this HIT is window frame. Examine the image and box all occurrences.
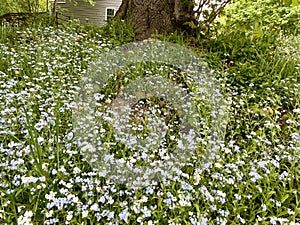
[105,7,116,21]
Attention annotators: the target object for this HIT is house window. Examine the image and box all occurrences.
[105,8,115,21]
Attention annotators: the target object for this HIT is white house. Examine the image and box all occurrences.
[52,0,122,26]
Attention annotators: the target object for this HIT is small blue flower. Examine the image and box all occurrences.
[119,207,130,222]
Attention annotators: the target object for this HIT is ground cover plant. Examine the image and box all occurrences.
[0,13,300,225]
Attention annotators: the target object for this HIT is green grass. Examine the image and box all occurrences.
[0,16,300,224]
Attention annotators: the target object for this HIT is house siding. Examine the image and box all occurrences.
[57,0,122,26]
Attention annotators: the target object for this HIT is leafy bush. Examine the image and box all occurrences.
[222,0,300,35]
[0,0,48,15]
[101,18,135,46]
[198,29,299,102]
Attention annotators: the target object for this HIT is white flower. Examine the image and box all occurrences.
[215,162,222,168]
[131,202,141,214]
[193,170,201,185]
[45,210,53,218]
[286,119,294,124]
[293,108,300,113]
[90,203,99,211]
[73,167,81,174]
[66,212,73,221]
[178,193,191,207]
[107,196,114,204]
[72,196,79,203]
[66,132,74,140]
[105,98,112,104]
[289,222,300,225]
[17,211,33,225]
[37,136,44,144]
[287,208,295,215]
[21,176,38,185]
[45,191,56,200]
[82,210,88,218]
[119,208,130,222]
[261,203,267,211]
[264,120,275,128]
[24,211,33,218]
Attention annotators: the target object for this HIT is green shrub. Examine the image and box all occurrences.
[27,13,56,28]
[101,18,135,46]
[221,0,300,36]
[195,28,299,103]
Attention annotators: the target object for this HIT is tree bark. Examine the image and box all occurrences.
[115,0,195,40]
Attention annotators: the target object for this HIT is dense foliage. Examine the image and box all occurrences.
[221,0,300,35]
[0,0,48,14]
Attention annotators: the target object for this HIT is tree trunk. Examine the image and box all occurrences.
[115,0,195,40]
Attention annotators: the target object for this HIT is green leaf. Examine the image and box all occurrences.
[281,194,290,203]
[292,0,299,6]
